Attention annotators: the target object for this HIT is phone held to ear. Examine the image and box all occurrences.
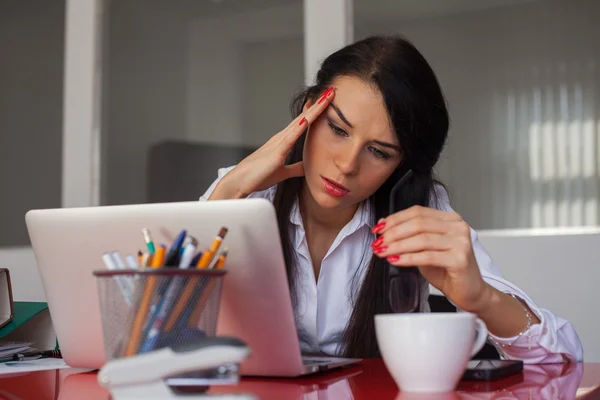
[462,359,524,381]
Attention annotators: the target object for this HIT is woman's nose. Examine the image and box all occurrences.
[334,147,361,176]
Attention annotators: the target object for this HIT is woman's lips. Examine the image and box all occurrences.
[321,177,350,198]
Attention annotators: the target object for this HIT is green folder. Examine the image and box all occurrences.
[0,302,58,350]
[0,302,48,337]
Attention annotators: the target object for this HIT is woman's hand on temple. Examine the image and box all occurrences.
[370,206,493,313]
[209,87,335,200]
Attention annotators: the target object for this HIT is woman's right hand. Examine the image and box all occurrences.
[209,87,335,200]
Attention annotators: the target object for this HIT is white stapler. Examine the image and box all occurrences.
[98,336,257,400]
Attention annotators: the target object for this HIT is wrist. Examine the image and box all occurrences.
[209,175,248,200]
[469,283,498,316]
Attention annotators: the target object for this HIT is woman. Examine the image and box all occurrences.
[200,35,582,363]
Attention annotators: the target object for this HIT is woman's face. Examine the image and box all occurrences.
[302,75,403,211]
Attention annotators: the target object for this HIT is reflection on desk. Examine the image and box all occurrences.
[0,359,599,400]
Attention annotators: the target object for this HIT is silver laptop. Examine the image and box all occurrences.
[25,199,360,377]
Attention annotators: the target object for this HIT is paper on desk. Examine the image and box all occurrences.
[0,340,32,357]
[0,358,69,375]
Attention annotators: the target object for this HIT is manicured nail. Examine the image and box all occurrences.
[387,255,400,262]
[374,246,387,254]
[372,222,386,234]
[299,117,306,126]
[371,237,384,248]
[318,87,334,104]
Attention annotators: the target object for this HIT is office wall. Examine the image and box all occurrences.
[356,0,600,230]
[184,0,600,230]
[185,3,304,148]
[0,0,64,246]
[103,0,189,206]
[0,0,64,301]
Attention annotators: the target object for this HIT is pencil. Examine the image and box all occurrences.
[140,252,153,269]
[187,248,228,327]
[124,245,165,357]
[195,227,228,268]
[163,227,228,332]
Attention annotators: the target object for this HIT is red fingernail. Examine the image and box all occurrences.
[374,246,387,254]
[387,255,400,262]
[317,87,334,104]
[371,237,384,248]
[372,222,386,234]
[299,117,306,126]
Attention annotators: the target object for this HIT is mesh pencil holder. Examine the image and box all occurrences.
[93,268,226,361]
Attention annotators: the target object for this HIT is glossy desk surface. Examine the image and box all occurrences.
[1,359,599,399]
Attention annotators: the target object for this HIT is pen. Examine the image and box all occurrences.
[179,237,198,268]
[180,235,192,256]
[190,251,203,266]
[11,349,62,362]
[163,227,228,332]
[164,230,187,267]
[142,228,156,254]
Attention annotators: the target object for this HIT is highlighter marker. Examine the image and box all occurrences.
[102,252,132,305]
[142,228,156,254]
[125,255,139,269]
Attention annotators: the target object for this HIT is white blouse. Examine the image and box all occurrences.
[200,166,583,363]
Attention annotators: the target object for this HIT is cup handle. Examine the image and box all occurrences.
[470,318,489,358]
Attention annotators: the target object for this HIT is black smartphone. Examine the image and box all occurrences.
[462,359,524,381]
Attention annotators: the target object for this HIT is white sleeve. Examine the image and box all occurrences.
[199,165,237,201]
[432,185,584,363]
[199,165,277,202]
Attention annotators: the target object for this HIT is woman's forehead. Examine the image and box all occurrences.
[330,76,396,142]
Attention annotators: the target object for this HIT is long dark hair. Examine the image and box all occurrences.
[272,35,449,358]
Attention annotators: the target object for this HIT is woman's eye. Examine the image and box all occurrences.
[328,121,348,137]
[370,147,390,160]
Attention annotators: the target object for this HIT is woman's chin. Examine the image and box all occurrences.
[312,191,353,210]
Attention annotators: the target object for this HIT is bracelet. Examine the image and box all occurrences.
[492,293,533,350]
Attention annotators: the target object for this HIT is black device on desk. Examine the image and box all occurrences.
[462,360,523,381]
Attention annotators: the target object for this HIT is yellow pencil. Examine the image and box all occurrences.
[164,228,228,332]
[196,227,228,268]
[124,245,165,357]
[187,248,228,327]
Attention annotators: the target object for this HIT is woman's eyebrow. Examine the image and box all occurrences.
[330,102,401,152]
[373,140,402,152]
[330,102,354,128]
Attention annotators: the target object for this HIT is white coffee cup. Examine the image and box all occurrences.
[375,312,488,393]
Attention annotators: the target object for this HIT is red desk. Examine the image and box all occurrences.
[1,360,599,399]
